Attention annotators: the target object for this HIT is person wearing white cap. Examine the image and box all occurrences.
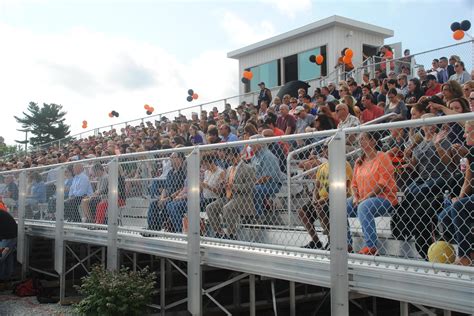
[294,105,315,134]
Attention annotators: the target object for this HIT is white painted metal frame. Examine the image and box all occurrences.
[329,130,349,316]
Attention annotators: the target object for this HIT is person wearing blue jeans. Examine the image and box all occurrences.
[346,196,394,249]
[250,135,284,217]
[146,152,186,232]
[166,198,187,233]
[254,181,281,216]
[451,195,473,265]
[347,132,399,255]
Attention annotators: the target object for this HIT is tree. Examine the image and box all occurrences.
[15,102,70,146]
[0,141,18,157]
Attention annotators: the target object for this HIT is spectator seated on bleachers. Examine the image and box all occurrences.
[249,135,284,217]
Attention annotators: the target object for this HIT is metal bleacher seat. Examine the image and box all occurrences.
[119,197,150,229]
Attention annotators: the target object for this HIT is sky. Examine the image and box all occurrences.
[0,0,472,145]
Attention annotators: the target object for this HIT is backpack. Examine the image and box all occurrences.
[13,279,38,297]
[0,200,8,212]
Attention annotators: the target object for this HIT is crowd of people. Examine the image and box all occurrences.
[0,53,473,266]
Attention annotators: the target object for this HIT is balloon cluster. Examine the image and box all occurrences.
[186,89,199,102]
[451,20,471,41]
[309,54,324,65]
[241,70,253,84]
[108,110,119,118]
[82,120,88,129]
[342,48,353,64]
[144,104,155,115]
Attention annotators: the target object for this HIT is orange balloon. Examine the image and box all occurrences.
[144,104,150,110]
[315,55,324,65]
[108,112,114,118]
[192,93,199,100]
[82,124,87,129]
[453,30,465,40]
[149,107,154,113]
[345,48,354,58]
[243,70,254,80]
[342,55,352,64]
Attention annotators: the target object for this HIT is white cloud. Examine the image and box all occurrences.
[259,0,312,19]
[220,11,276,47]
[0,23,238,144]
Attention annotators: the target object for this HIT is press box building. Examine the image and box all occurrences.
[227,15,396,95]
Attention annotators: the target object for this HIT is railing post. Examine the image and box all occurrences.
[53,166,66,302]
[16,171,27,279]
[370,57,375,79]
[107,158,119,271]
[329,130,348,316]
[286,154,293,227]
[187,147,202,316]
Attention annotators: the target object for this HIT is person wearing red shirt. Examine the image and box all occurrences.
[360,95,384,124]
[276,104,296,135]
[424,74,441,96]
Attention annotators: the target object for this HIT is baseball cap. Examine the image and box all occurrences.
[426,74,437,81]
[294,106,305,114]
[258,82,265,86]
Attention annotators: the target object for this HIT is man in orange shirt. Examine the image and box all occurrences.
[264,113,289,154]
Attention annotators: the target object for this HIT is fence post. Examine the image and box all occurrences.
[107,158,119,271]
[187,147,202,316]
[16,171,27,279]
[329,130,349,316]
[54,166,66,302]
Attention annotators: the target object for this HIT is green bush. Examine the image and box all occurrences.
[74,265,157,316]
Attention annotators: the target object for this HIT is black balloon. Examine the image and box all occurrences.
[461,20,471,31]
[187,89,194,96]
[114,112,119,117]
[309,55,316,63]
[451,22,461,32]
[187,95,193,102]
[241,77,250,84]
[146,110,152,115]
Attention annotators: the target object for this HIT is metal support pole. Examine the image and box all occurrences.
[17,171,27,279]
[107,158,119,271]
[400,302,409,316]
[161,258,166,316]
[271,279,278,316]
[290,281,296,316]
[249,275,256,316]
[329,130,349,316]
[286,154,292,226]
[187,147,202,315]
[53,167,65,302]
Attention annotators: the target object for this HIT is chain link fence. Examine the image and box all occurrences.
[4,105,473,269]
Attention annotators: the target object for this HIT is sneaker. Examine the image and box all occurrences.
[358,246,378,256]
[302,240,324,249]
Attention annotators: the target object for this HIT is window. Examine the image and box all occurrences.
[297,47,327,81]
[246,60,280,93]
